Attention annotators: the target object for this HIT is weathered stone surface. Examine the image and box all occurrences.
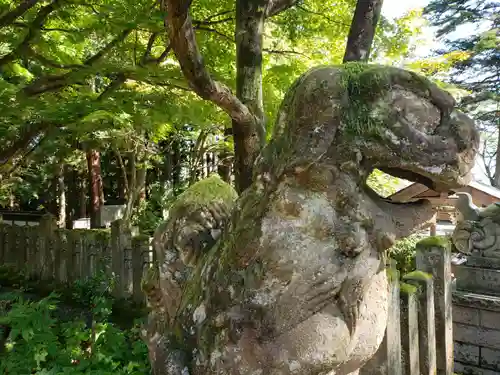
[453,291,500,312]
[480,310,500,330]
[465,256,500,270]
[453,305,480,326]
[454,323,500,350]
[455,266,500,296]
[455,362,500,375]
[481,347,500,371]
[454,342,480,366]
[142,64,479,375]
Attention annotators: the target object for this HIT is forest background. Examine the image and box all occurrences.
[0,0,497,373]
[0,0,497,235]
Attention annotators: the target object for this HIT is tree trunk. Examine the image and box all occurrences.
[161,146,173,189]
[218,129,233,182]
[86,149,104,228]
[115,150,129,202]
[78,173,87,219]
[493,126,500,187]
[172,139,181,192]
[123,152,147,222]
[65,167,77,229]
[48,176,58,215]
[232,0,267,193]
[57,163,66,228]
[343,0,384,63]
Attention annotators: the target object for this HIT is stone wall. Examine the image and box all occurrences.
[452,256,500,374]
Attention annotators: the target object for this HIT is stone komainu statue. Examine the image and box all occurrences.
[452,192,500,257]
[142,64,479,375]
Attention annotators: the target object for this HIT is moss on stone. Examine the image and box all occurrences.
[403,270,432,281]
[339,62,440,139]
[133,233,150,241]
[386,268,399,282]
[400,281,418,295]
[417,235,450,250]
[58,228,111,236]
[170,174,238,214]
[386,260,399,282]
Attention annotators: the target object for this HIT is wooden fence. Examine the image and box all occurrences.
[0,214,153,303]
[361,237,454,375]
[1,215,462,372]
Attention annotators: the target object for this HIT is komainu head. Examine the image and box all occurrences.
[266,63,479,194]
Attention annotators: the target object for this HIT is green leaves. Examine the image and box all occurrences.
[423,0,499,184]
[0,281,150,375]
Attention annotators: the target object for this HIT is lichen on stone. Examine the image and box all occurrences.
[417,235,451,250]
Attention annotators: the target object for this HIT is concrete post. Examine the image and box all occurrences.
[404,271,437,375]
[400,283,420,375]
[416,236,453,375]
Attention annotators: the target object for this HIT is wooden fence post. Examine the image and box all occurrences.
[4,225,18,266]
[56,230,71,284]
[131,235,150,303]
[360,260,402,375]
[111,219,130,298]
[416,237,454,375]
[386,260,403,373]
[404,271,437,375]
[0,224,4,264]
[38,214,57,280]
[15,225,27,271]
[400,282,420,375]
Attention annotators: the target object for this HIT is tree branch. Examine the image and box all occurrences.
[0,121,51,167]
[263,48,309,58]
[296,5,350,27]
[22,27,133,96]
[193,16,234,26]
[141,32,159,65]
[266,0,300,17]
[99,39,174,100]
[26,47,83,69]
[196,25,233,41]
[0,0,41,29]
[163,0,254,127]
[84,27,134,65]
[12,22,85,33]
[155,43,173,63]
[97,72,128,100]
[0,0,60,67]
[114,149,130,195]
